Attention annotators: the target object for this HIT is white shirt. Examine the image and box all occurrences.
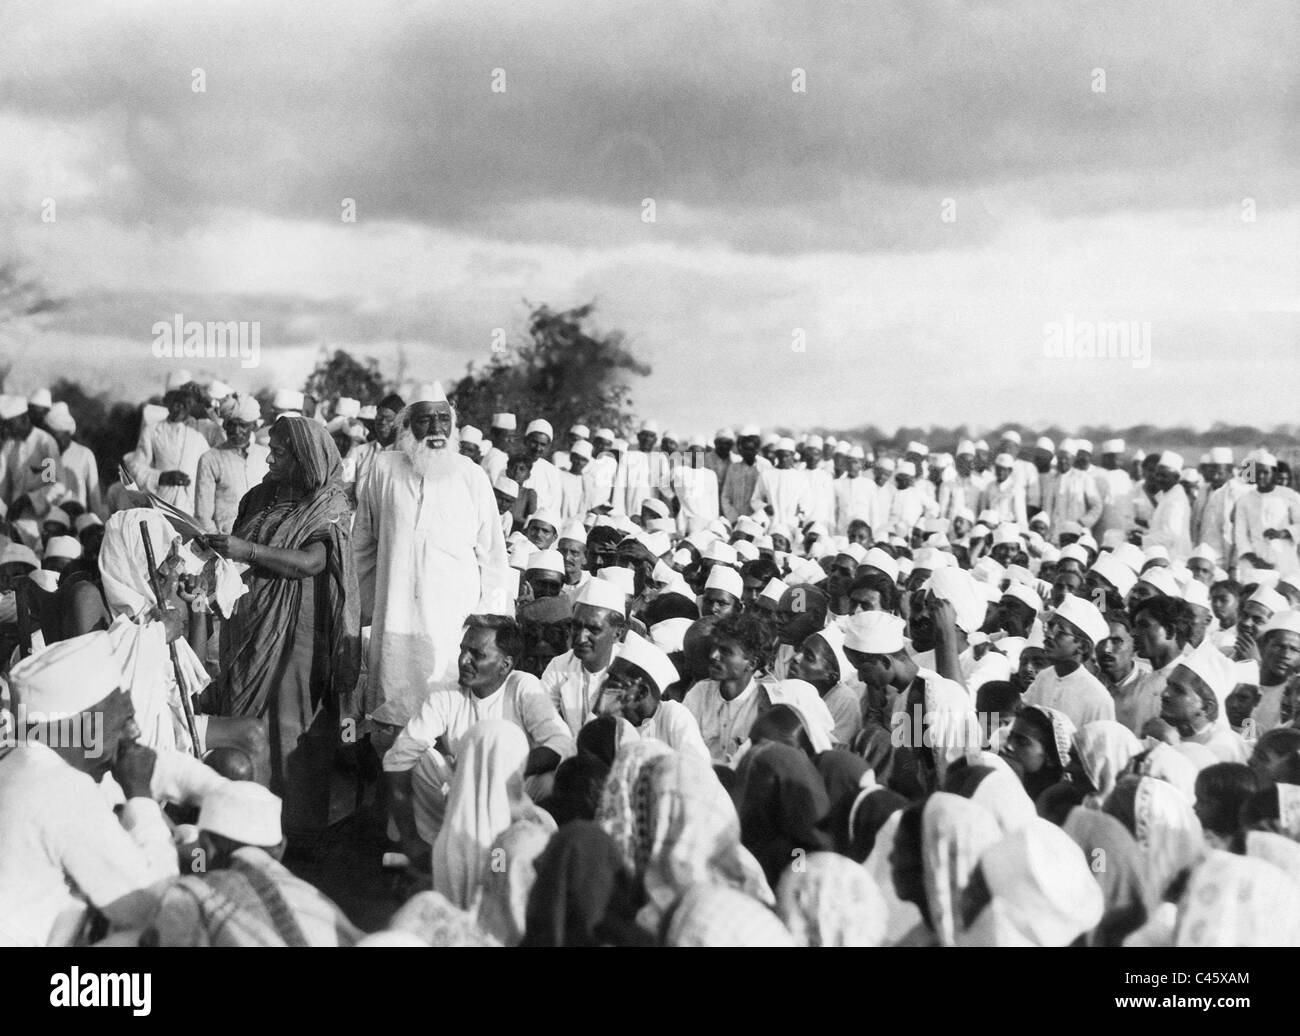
[56,441,104,518]
[751,468,809,527]
[539,648,615,739]
[1144,487,1192,559]
[1233,487,1300,574]
[1098,467,1135,537]
[0,744,176,947]
[137,420,209,513]
[638,699,710,761]
[382,671,574,773]
[834,475,878,536]
[683,678,763,766]
[524,456,564,515]
[1022,664,1116,729]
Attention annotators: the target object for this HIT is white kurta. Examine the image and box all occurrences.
[621,450,674,516]
[833,476,879,535]
[1098,468,1135,538]
[868,480,895,541]
[888,485,930,538]
[355,451,507,725]
[978,477,1028,529]
[1233,487,1300,574]
[1144,487,1192,559]
[751,468,809,527]
[803,467,836,526]
[481,446,509,486]
[1050,466,1105,536]
[558,470,585,521]
[1200,478,1250,561]
[0,427,60,505]
[138,421,209,513]
[56,441,105,518]
[524,456,564,514]
[583,454,620,514]
[672,463,720,534]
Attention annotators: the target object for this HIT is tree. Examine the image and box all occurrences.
[302,348,392,415]
[450,301,650,439]
[0,262,62,392]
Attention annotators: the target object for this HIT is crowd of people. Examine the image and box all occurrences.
[2,366,1300,947]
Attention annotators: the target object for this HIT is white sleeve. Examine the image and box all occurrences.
[383,693,449,772]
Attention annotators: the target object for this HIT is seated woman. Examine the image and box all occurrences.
[1001,703,1075,805]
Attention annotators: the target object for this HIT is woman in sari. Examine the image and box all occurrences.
[1072,720,1143,809]
[595,739,673,875]
[1002,704,1075,804]
[210,416,360,839]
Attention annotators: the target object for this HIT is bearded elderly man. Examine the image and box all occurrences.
[354,384,508,726]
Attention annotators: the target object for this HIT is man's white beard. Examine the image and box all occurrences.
[398,425,461,481]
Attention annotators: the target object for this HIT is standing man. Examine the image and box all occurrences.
[702,427,737,510]
[194,394,270,534]
[622,420,673,518]
[352,393,404,500]
[1199,446,1247,562]
[720,426,765,522]
[671,437,720,535]
[137,386,210,513]
[480,413,518,485]
[44,403,104,519]
[751,438,808,526]
[522,419,563,514]
[1233,449,1300,576]
[355,384,508,726]
[1145,451,1193,559]
[559,440,591,520]
[0,395,60,509]
[1096,438,1134,541]
[1050,438,1105,538]
[834,446,878,537]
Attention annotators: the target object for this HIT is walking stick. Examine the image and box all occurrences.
[139,521,203,758]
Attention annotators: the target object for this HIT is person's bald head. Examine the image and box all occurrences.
[204,747,256,783]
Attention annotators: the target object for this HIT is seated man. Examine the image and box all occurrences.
[142,782,359,947]
[598,630,710,761]
[0,631,179,946]
[381,615,573,864]
[540,576,626,739]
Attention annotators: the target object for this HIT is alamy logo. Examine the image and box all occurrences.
[50,968,151,1016]
[151,313,260,368]
[1043,314,1151,369]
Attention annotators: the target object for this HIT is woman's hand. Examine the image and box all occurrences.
[207,534,254,563]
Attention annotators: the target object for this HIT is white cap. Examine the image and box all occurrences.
[1190,542,1218,563]
[526,418,554,439]
[1035,436,1055,453]
[574,574,624,613]
[876,456,896,472]
[593,427,614,441]
[1101,439,1125,455]
[1175,641,1236,713]
[737,425,760,439]
[640,419,660,434]
[1000,429,1022,445]
[357,405,378,421]
[641,498,671,520]
[994,453,1016,468]
[492,413,517,431]
[832,441,849,456]
[526,509,560,532]
[508,543,533,571]
[494,475,519,497]
[617,630,680,694]
[734,540,760,563]
[1248,586,1288,615]
[272,388,305,412]
[1137,568,1181,598]
[166,370,194,390]
[1091,554,1137,597]
[861,547,900,584]
[842,612,907,654]
[759,577,789,604]
[44,402,75,434]
[992,525,1021,547]
[1250,448,1279,469]
[198,782,283,848]
[570,424,590,439]
[0,543,39,569]
[1209,447,1234,465]
[9,630,121,713]
[734,515,764,538]
[849,445,866,460]
[1059,544,1090,567]
[410,382,447,405]
[810,625,854,683]
[334,397,361,418]
[775,437,796,453]
[0,396,27,420]
[923,567,986,633]
[1182,580,1211,611]
[702,541,739,566]
[43,507,70,530]
[526,548,565,576]
[896,460,917,478]
[1259,609,1300,640]
[1053,594,1109,645]
[460,426,484,446]
[1002,582,1043,615]
[971,557,1006,585]
[704,565,744,599]
[956,439,975,456]
[558,519,587,545]
[637,530,672,558]
[29,388,53,408]
[596,567,635,599]
[806,434,824,450]
[43,535,82,561]
[1157,450,1184,471]
[1181,469,1202,485]
[570,440,593,459]
[1110,543,1145,574]
[906,440,929,456]
[841,542,869,565]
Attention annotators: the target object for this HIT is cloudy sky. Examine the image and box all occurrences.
[1,0,1296,435]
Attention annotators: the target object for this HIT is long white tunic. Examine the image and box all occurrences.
[803,467,836,526]
[1233,487,1300,574]
[138,420,209,513]
[1144,487,1192,559]
[355,451,507,725]
[524,456,564,514]
[1097,468,1135,538]
[833,475,879,535]
[888,485,931,538]
[751,468,810,527]
[671,462,720,534]
[583,454,620,514]
[1050,466,1105,535]
[978,476,1028,529]
[1200,478,1250,560]
[56,441,105,518]
[620,450,674,516]
[0,427,60,505]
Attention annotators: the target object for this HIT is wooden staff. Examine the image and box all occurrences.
[140,521,203,757]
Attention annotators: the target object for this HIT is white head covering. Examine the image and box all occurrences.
[432,720,531,909]
[574,576,628,614]
[271,388,305,412]
[1174,851,1300,947]
[1053,593,1109,645]
[491,413,517,431]
[763,679,836,754]
[525,418,553,439]
[198,782,283,847]
[704,565,744,600]
[44,402,75,433]
[8,629,122,714]
[861,547,899,584]
[98,508,182,618]
[617,630,680,694]
[924,567,987,634]
[1091,554,1137,597]
[42,535,82,562]
[921,793,1002,947]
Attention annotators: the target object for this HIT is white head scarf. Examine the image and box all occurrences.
[98,508,182,618]
[1074,721,1143,807]
[775,851,887,947]
[922,793,1002,946]
[1133,776,1205,910]
[432,719,530,910]
[1174,850,1300,946]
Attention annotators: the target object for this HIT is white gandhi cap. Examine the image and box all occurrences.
[199,782,283,848]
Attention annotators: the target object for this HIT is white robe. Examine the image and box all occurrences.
[620,450,674,517]
[582,454,620,514]
[524,456,564,514]
[137,421,209,514]
[56,441,105,518]
[1050,466,1105,536]
[1200,478,1250,561]
[354,450,507,725]
[0,427,60,505]
[1144,487,1192,559]
[833,475,879,535]
[751,468,809,527]
[803,467,836,526]
[1097,468,1134,538]
[1233,487,1300,574]
[671,462,719,535]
